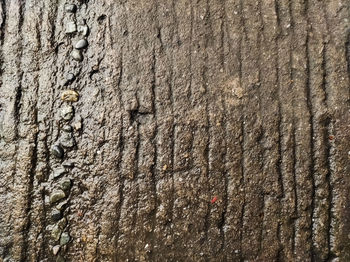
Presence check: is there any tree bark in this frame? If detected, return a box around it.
[0,0,349,261]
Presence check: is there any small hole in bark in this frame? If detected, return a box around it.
[129,110,138,122]
[97,14,107,24]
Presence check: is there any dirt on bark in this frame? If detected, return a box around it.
[0,0,350,261]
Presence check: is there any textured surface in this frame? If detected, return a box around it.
[0,0,349,261]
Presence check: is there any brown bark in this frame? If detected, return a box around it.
[0,0,349,261]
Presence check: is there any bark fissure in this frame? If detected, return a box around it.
[1,1,350,261]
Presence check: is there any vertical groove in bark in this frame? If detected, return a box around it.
[152,0,176,260]
[290,1,314,260]
[5,1,26,261]
[20,0,42,260]
[304,0,316,260]
[259,0,281,259]
[323,0,350,259]
[307,0,332,260]
[0,0,11,260]
[102,3,127,261]
[240,0,264,259]
[274,0,285,260]
[220,0,244,260]
[1,1,350,261]
[34,0,59,260]
[204,1,228,260]
[276,0,296,260]
[238,1,245,260]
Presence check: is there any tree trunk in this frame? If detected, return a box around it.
[0,0,349,261]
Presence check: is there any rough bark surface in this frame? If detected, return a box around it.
[0,0,349,261]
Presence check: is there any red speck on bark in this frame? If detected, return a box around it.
[211,196,218,203]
